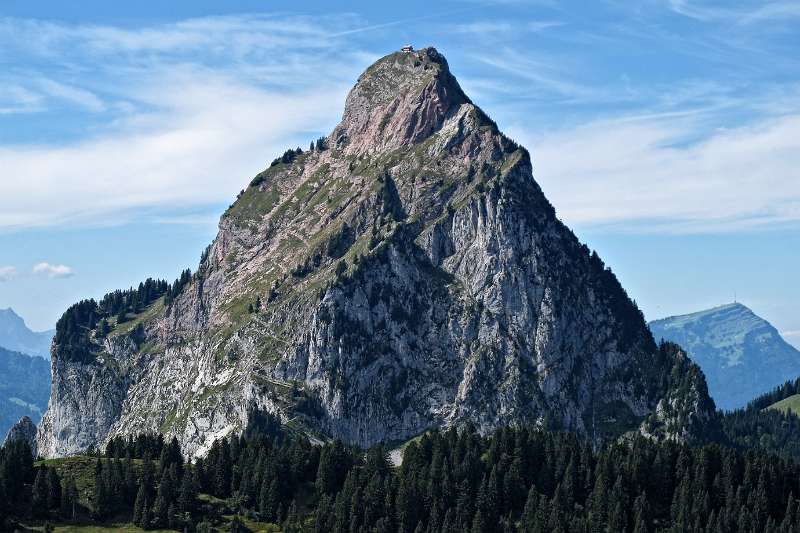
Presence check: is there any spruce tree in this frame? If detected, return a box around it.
[32,467,49,518]
[46,467,62,511]
[133,483,147,526]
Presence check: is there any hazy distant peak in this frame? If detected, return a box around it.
[0,307,54,359]
[650,303,800,410]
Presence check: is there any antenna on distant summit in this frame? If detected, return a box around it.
[734,291,737,303]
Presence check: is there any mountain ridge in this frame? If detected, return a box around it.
[37,47,717,458]
[0,307,54,358]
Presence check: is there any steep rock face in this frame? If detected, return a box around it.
[650,303,800,410]
[38,48,716,458]
[5,415,38,456]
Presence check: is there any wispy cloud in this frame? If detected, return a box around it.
[0,14,367,229]
[510,112,800,233]
[0,266,16,282]
[32,262,75,279]
[0,85,44,115]
[473,47,601,102]
[36,79,106,113]
[665,0,800,24]
[449,19,562,35]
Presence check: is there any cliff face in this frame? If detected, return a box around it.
[38,48,716,458]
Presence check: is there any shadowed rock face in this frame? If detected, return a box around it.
[5,416,38,456]
[37,47,717,459]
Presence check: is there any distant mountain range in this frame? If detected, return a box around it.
[0,345,50,439]
[650,303,800,410]
[0,307,54,358]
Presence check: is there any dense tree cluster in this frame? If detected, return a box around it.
[54,299,103,363]
[744,378,800,411]
[310,428,800,533]
[271,147,304,167]
[311,136,328,151]
[54,268,193,362]
[720,378,800,459]
[165,269,192,306]
[8,419,800,532]
[0,440,77,529]
[99,278,169,324]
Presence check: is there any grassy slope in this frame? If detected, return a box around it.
[767,394,800,416]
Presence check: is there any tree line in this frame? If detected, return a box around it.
[54,267,193,363]
[8,414,800,532]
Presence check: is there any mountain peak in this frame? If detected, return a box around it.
[38,47,716,458]
[331,46,474,155]
[650,303,800,410]
[0,307,24,323]
[0,307,53,358]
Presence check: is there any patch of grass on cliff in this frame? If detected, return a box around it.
[109,297,165,338]
[225,181,282,226]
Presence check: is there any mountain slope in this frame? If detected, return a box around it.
[37,47,716,458]
[0,346,50,437]
[0,307,54,358]
[650,303,800,410]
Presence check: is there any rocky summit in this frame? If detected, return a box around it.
[5,415,38,456]
[37,47,717,459]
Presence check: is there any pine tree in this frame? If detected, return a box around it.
[46,467,62,511]
[471,509,487,533]
[633,493,651,533]
[32,467,50,518]
[94,466,111,520]
[178,469,196,514]
[60,476,77,520]
[133,483,147,526]
[140,496,151,530]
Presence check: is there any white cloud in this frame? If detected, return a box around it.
[32,262,75,278]
[0,15,367,229]
[509,112,800,233]
[0,12,798,236]
[0,266,16,281]
[665,0,800,24]
[449,20,561,35]
[36,79,106,113]
[0,85,44,114]
[0,72,349,228]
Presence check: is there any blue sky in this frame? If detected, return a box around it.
[0,0,798,348]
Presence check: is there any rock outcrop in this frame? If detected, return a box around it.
[5,415,38,456]
[37,47,717,458]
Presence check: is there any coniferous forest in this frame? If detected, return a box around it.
[6,406,800,532]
